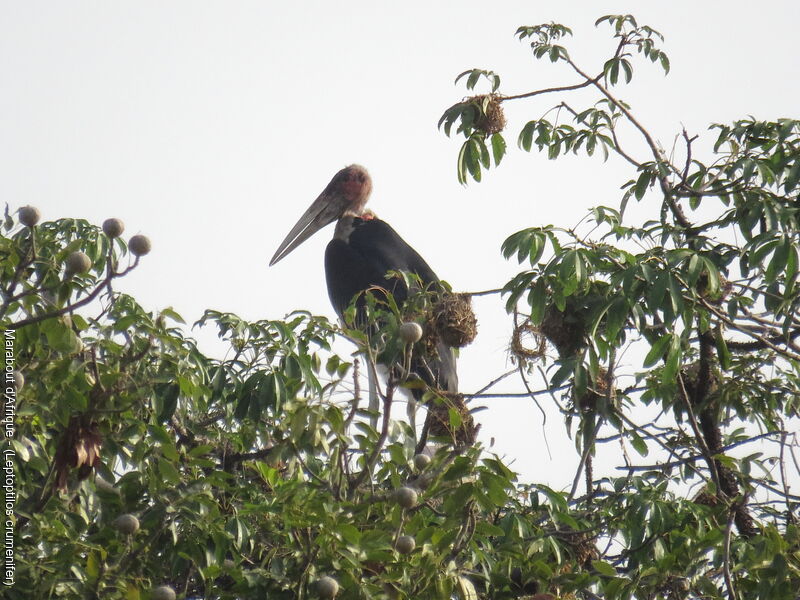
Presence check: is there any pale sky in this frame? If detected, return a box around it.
[2,1,798,483]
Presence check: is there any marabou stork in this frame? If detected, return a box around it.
[269,164,458,396]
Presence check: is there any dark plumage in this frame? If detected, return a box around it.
[270,165,458,394]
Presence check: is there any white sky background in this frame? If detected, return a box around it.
[2,1,798,485]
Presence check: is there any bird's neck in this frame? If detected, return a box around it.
[334,210,377,241]
[334,215,357,241]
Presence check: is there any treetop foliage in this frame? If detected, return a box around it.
[5,13,800,600]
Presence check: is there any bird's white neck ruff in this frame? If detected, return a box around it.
[334,215,357,241]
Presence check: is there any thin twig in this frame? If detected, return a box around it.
[350,380,395,493]
[501,74,603,102]
[723,507,738,600]
[10,258,140,330]
[344,357,361,430]
[463,288,503,297]
[470,368,518,396]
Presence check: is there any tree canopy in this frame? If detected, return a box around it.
[5,14,800,600]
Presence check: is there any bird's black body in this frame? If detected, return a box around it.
[324,217,436,314]
[270,164,458,397]
[324,217,458,394]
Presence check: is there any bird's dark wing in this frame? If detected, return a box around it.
[346,218,440,287]
[324,237,391,319]
[324,218,458,393]
[324,218,440,316]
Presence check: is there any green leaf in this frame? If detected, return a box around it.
[157,457,181,484]
[160,306,185,324]
[593,560,617,577]
[448,406,463,428]
[338,523,362,545]
[550,359,574,388]
[465,138,483,182]
[477,136,491,169]
[647,270,668,310]
[662,334,683,382]
[85,552,99,580]
[474,521,505,537]
[42,319,82,353]
[644,334,671,367]
[529,279,547,325]
[685,253,702,286]
[785,160,800,192]
[156,383,180,422]
[634,170,651,200]
[604,58,620,85]
[620,58,633,83]
[659,52,670,73]
[490,133,506,166]
[629,431,649,456]
[766,235,790,282]
[667,274,683,314]
[148,424,172,446]
[604,296,629,342]
[715,333,732,370]
[187,444,215,458]
[518,121,536,152]
[457,141,469,184]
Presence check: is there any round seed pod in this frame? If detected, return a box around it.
[399,321,423,344]
[18,206,41,227]
[65,251,92,276]
[129,234,152,257]
[413,453,431,471]
[114,514,140,535]
[394,486,418,509]
[395,535,416,554]
[102,218,125,238]
[316,575,339,598]
[150,585,176,600]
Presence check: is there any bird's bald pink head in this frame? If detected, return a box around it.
[329,164,372,214]
[269,163,373,266]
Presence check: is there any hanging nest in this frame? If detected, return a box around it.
[510,319,547,364]
[471,94,507,135]
[574,367,615,412]
[557,529,599,570]
[426,393,477,445]
[54,416,103,492]
[540,301,588,358]
[692,486,722,508]
[539,282,616,357]
[431,293,478,348]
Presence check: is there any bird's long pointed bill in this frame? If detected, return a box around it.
[269,194,341,266]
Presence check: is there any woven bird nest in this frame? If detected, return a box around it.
[557,529,599,569]
[431,293,478,348]
[510,319,547,363]
[540,302,587,358]
[574,367,615,412]
[472,94,507,135]
[427,393,477,445]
